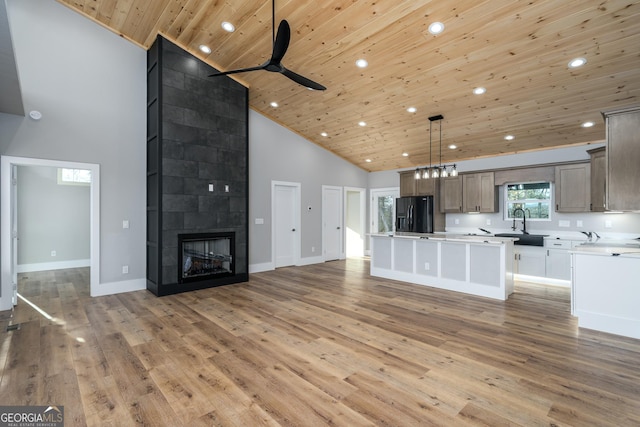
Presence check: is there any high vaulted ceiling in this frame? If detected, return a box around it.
[57,0,640,172]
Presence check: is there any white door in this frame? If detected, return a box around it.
[10,165,18,305]
[273,182,300,268]
[323,186,343,261]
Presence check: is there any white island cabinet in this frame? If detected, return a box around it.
[571,246,640,339]
[370,234,515,300]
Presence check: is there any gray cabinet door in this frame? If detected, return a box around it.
[605,107,640,210]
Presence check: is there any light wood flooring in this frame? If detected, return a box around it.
[1,259,639,426]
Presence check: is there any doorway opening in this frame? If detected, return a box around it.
[1,156,100,311]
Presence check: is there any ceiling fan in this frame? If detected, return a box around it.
[208,0,326,91]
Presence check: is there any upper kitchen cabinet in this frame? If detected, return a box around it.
[555,162,590,212]
[462,172,498,213]
[588,147,606,212]
[399,171,417,196]
[400,170,437,196]
[440,175,463,213]
[603,106,640,211]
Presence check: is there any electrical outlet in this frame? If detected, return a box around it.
[576,220,583,227]
[122,265,129,274]
[122,220,129,229]
[486,219,492,226]
[454,218,460,225]
[424,262,430,270]
[51,250,56,257]
[312,246,315,253]
[605,220,613,228]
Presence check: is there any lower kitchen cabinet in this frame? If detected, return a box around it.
[514,246,546,277]
[544,239,575,281]
[545,249,571,280]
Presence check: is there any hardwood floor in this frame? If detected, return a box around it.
[1,259,639,426]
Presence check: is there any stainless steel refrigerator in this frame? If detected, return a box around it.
[395,196,435,233]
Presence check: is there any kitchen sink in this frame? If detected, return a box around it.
[494,233,548,246]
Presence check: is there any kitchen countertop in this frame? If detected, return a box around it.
[370,232,517,245]
[570,241,640,257]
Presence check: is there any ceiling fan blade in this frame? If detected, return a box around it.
[282,68,326,91]
[209,65,265,77]
[271,20,290,64]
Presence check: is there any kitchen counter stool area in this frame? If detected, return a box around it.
[370,235,515,300]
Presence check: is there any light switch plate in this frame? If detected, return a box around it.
[559,220,570,227]
[208,183,214,192]
[255,218,264,225]
[122,220,129,229]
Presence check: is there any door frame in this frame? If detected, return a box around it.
[271,181,301,268]
[344,186,366,258]
[322,185,344,261]
[1,156,100,311]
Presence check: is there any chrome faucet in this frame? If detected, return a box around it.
[512,208,528,234]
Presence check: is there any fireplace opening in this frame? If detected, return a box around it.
[178,232,235,283]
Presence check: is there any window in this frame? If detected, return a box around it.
[58,168,91,185]
[505,182,551,221]
[371,188,399,233]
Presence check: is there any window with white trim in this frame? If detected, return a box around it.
[504,182,551,221]
[58,168,91,185]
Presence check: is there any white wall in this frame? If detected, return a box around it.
[0,0,146,294]
[249,110,368,268]
[17,165,90,269]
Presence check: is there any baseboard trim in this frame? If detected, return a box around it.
[17,259,91,273]
[91,278,146,297]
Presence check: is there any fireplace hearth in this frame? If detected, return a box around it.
[179,233,234,283]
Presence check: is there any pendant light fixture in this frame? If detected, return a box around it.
[414,114,458,180]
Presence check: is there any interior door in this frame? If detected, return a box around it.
[11,165,18,305]
[273,183,299,268]
[323,186,343,261]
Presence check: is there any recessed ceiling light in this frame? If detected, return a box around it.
[355,59,368,68]
[428,22,445,35]
[448,144,457,149]
[270,101,278,108]
[365,159,372,163]
[199,45,211,54]
[221,21,235,32]
[582,121,595,128]
[504,135,515,141]
[568,57,587,68]
[321,132,328,137]
[358,121,367,127]
[402,152,409,157]
[407,107,417,113]
[473,87,486,95]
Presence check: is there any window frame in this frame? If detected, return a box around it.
[503,181,552,222]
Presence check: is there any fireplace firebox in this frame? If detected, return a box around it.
[178,233,235,284]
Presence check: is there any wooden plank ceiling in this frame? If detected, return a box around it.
[57,0,640,172]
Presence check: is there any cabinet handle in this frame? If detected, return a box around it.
[556,204,559,211]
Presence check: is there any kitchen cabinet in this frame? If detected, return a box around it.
[603,106,640,211]
[514,246,546,277]
[554,162,590,212]
[399,171,417,197]
[462,172,497,213]
[544,239,572,281]
[588,147,606,212]
[439,175,463,213]
[400,171,437,196]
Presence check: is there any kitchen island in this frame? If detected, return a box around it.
[571,243,640,339]
[370,233,516,300]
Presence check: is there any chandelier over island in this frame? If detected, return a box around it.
[414,114,457,180]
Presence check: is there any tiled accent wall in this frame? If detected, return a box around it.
[147,36,248,296]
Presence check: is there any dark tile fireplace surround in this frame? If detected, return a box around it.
[146,36,248,296]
